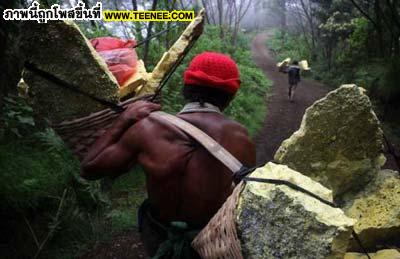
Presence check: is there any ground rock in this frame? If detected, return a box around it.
[21,21,119,124]
[236,162,355,259]
[344,170,400,251]
[274,84,385,199]
[344,249,400,259]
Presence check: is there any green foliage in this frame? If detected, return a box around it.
[268,29,310,64]
[225,65,269,136]
[0,139,75,209]
[107,167,147,232]
[346,18,369,59]
[139,39,167,71]
[2,95,35,138]
[0,95,112,258]
[319,11,354,38]
[351,62,383,90]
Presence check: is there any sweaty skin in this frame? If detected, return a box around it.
[81,101,256,226]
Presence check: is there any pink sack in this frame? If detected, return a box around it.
[90,37,138,86]
[90,37,136,51]
[97,49,137,67]
[108,64,135,86]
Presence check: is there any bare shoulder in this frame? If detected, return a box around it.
[119,114,161,146]
[221,117,250,137]
[219,117,256,166]
[125,112,190,141]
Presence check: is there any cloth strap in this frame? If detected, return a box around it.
[150,111,243,173]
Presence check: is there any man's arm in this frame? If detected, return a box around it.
[80,101,160,180]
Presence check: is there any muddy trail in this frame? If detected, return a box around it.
[80,230,147,259]
[252,32,330,164]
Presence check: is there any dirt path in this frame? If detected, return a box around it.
[252,33,330,164]
[79,230,148,259]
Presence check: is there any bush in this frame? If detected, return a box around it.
[268,29,310,64]
[107,167,147,233]
[225,65,269,136]
[0,95,111,258]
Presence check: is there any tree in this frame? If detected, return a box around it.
[349,0,400,58]
[143,0,159,65]
[230,0,252,47]
[267,0,287,46]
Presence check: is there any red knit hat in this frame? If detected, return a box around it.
[184,52,241,94]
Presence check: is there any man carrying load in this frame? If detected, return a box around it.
[80,52,256,258]
[287,60,301,102]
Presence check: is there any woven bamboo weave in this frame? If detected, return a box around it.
[53,94,157,160]
[192,182,245,259]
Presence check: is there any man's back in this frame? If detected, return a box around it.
[81,52,256,257]
[125,111,255,226]
[288,65,301,85]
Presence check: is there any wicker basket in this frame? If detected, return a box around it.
[53,94,157,160]
[192,182,245,259]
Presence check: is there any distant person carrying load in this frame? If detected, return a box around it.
[80,52,256,258]
[288,60,301,102]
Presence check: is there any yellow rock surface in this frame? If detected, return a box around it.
[274,85,385,200]
[299,60,311,70]
[236,162,355,259]
[17,78,29,98]
[21,20,119,123]
[345,170,400,250]
[277,57,291,68]
[248,162,333,202]
[344,249,400,259]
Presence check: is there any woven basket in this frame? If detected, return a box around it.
[53,94,157,160]
[192,182,245,259]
